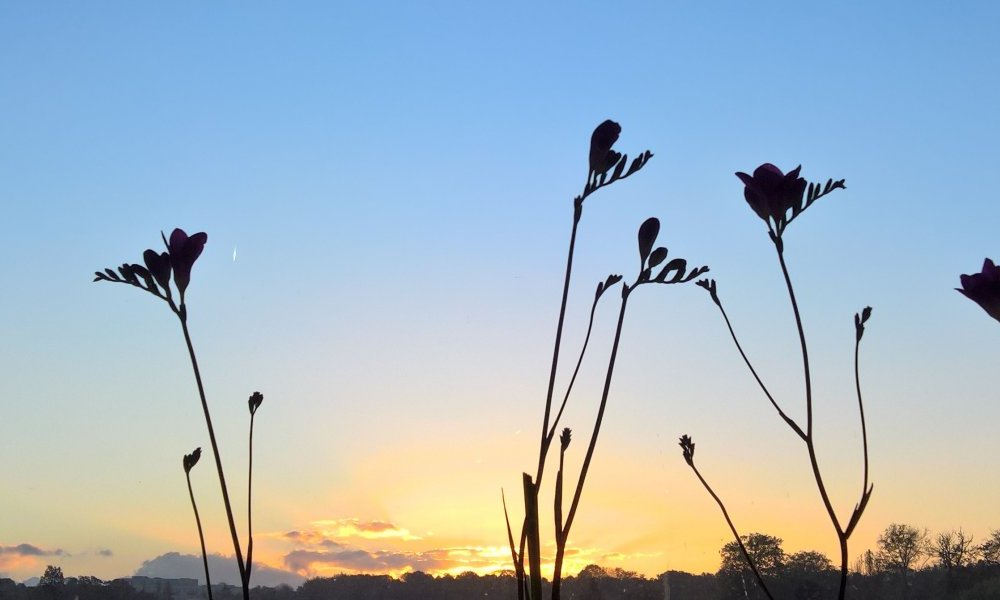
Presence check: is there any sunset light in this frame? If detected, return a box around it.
[2,2,1000,600]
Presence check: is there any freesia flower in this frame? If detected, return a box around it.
[248,392,263,416]
[957,258,1000,323]
[589,120,622,175]
[678,435,695,467]
[735,163,807,231]
[183,447,202,474]
[143,249,172,296]
[168,228,208,298]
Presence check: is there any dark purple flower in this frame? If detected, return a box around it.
[957,258,1000,323]
[248,391,264,416]
[183,447,202,474]
[168,228,208,298]
[589,120,622,175]
[559,427,572,451]
[143,249,172,295]
[735,163,807,233]
[678,435,695,467]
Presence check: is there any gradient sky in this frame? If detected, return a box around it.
[2,0,999,586]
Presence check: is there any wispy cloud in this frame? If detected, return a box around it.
[0,544,66,574]
[97,549,114,557]
[0,544,64,557]
[295,518,421,542]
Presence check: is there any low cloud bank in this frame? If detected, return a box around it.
[135,552,305,588]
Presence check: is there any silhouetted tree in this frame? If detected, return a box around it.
[978,529,1000,566]
[877,523,928,598]
[718,534,784,599]
[783,551,837,599]
[932,529,978,571]
[39,566,64,587]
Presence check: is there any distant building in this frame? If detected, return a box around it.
[0,578,19,595]
[129,575,202,600]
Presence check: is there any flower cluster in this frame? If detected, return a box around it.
[94,228,208,309]
[735,163,845,241]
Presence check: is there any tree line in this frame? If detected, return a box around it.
[5,524,1000,600]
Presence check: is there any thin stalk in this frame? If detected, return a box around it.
[536,208,582,482]
[501,491,524,600]
[547,286,602,443]
[687,461,773,600]
[246,412,256,589]
[524,207,583,600]
[522,474,541,600]
[774,245,847,599]
[551,444,566,600]
[855,334,870,508]
[713,299,805,442]
[555,291,629,599]
[179,317,248,600]
[186,471,214,600]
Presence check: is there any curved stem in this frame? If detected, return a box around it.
[775,247,841,528]
[687,461,773,600]
[179,316,248,600]
[186,471,214,600]
[714,299,806,442]
[547,286,602,444]
[854,334,870,510]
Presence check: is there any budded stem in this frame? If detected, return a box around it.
[179,316,248,600]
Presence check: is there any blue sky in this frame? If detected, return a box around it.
[1,1,998,583]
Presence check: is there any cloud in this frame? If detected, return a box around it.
[283,546,508,577]
[136,552,305,588]
[296,519,421,542]
[0,544,64,557]
[97,549,113,557]
[0,544,66,577]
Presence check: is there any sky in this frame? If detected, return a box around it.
[1,0,999,587]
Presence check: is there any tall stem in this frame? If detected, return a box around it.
[186,472,214,600]
[775,245,847,600]
[522,474,541,600]
[855,334,870,506]
[523,208,583,600]
[555,291,629,600]
[179,317,248,600]
[537,208,582,482]
[246,413,256,589]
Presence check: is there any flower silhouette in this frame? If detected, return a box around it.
[957,258,1000,323]
[143,249,172,296]
[183,447,202,474]
[248,391,264,416]
[589,120,622,176]
[168,228,208,299]
[735,163,845,241]
[736,164,807,230]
